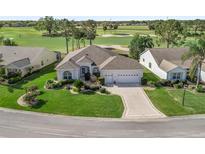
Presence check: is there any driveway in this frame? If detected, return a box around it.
[106,84,165,119]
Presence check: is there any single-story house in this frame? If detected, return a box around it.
[55,45,143,84]
[140,48,192,81]
[0,46,58,76]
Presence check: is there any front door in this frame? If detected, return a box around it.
[80,66,90,77]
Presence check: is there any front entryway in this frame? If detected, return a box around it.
[80,66,90,77]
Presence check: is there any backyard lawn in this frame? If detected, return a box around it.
[0,64,124,118]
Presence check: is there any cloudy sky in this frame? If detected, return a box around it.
[0,16,205,21]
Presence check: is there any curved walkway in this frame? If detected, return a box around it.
[106,84,165,119]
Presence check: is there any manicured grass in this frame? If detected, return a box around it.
[0,64,124,118]
[143,68,160,82]
[145,87,205,116]
[97,25,155,35]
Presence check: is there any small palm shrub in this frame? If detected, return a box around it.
[73,80,84,89]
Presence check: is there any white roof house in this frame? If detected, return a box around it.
[140,48,192,81]
[0,46,57,76]
[56,45,143,84]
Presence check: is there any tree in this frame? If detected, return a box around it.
[73,28,84,49]
[35,16,55,36]
[129,35,154,60]
[83,20,97,45]
[3,38,17,46]
[113,23,118,30]
[0,36,4,45]
[59,19,73,53]
[102,23,108,33]
[182,39,205,86]
[154,20,183,48]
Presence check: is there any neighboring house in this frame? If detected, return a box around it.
[56,45,143,84]
[140,48,192,81]
[0,46,58,76]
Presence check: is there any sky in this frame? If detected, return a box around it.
[0,16,205,21]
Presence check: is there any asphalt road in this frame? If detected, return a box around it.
[0,108,205,138]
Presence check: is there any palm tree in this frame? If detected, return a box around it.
[182,38,205,86]
[59,19,73,53]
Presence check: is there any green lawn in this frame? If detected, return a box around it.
[145,88,205,116]
[0,64,124,118]
[0,26,160,53]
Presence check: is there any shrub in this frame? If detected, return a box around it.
[154,81,162,88]
[98,77,105,85]
[173,83,183,89]
[81,89,95,94]
[99,88,110,94]
[196,85,204,93]
[47,80,54,84]
[26,85,38,92]
[93,72,100,77]
[171,80,180,86]
[23,86,41,103]
[23,93,36,102]
[7,76,21,84]
[159,79,171,86]
[90,75,97,82]
[72,86,80,92]
[147,81,155,87]
[0,68,5,77]
[141,78,147,85]
[0,77,5,82]
[7,72,21,79]
[73,80,84,89]
[59,79,75,85]
[89,85,101,91]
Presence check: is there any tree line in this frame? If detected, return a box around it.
[34,16,97,53]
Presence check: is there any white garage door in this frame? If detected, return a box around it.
[117,73,140,83]
[104,74,113,84]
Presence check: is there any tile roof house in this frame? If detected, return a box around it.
[56,45,143,84]
[0,46,58,77]
[140,48,191,81]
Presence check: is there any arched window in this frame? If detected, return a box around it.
[63,71,72,80]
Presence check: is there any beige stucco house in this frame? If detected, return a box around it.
[56,45,143,84]
[0,46,58,76]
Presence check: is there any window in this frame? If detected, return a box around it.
[172,72,182,80]
[63,71,72,80]
[143,58,145,62]
[41,60,44,66]
[93,67,99,73]
[149,62,152,68]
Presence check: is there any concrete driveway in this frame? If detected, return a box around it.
[106,84,165,119]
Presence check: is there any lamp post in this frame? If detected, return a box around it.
[182,84,188,106]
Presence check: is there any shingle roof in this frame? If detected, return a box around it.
[159,59,178,72]
[7,58,31,68]
[147,48,192,72]
[101,55,143,70]
[0,46,46,66]
[56,45,142,70]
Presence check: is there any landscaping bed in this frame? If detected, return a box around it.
[0,64,124,118]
